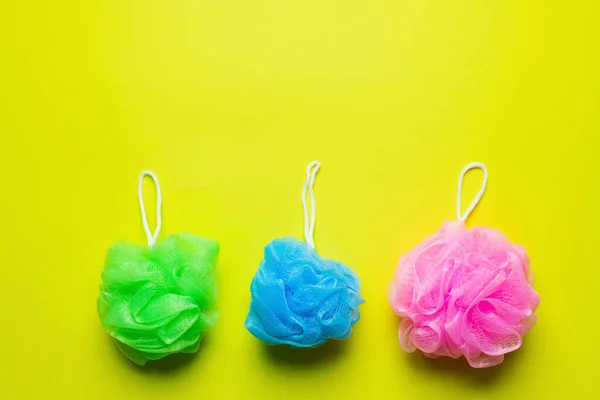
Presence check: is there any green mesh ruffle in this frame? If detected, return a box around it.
[98,233,219,365]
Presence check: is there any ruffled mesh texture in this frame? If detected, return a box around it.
[97,233,219,365]
[245,237,364,347]
[388,221,539,368]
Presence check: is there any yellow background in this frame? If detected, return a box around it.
[1,1,599,399]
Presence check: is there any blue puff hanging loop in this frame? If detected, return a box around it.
[245,161,364,347]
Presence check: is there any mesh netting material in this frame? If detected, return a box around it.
[388,221,539,368]
[245,237,364,347]
[97,233,219,365]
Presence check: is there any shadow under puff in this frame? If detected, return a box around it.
[261,339,348,368]
[402,340,527,387]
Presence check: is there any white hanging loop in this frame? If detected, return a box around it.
[138,171,162,246]
[457,162,488,222]
[301,161,321,249]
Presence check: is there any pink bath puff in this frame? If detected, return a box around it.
[388,221,539,368]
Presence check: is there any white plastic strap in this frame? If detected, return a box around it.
[301,161,321,249]
[457,162,488,222]
[138,171,162,246]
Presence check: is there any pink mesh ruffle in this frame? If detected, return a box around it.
[388,221,539,368]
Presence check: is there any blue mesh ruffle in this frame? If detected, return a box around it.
[245,237,364,347]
